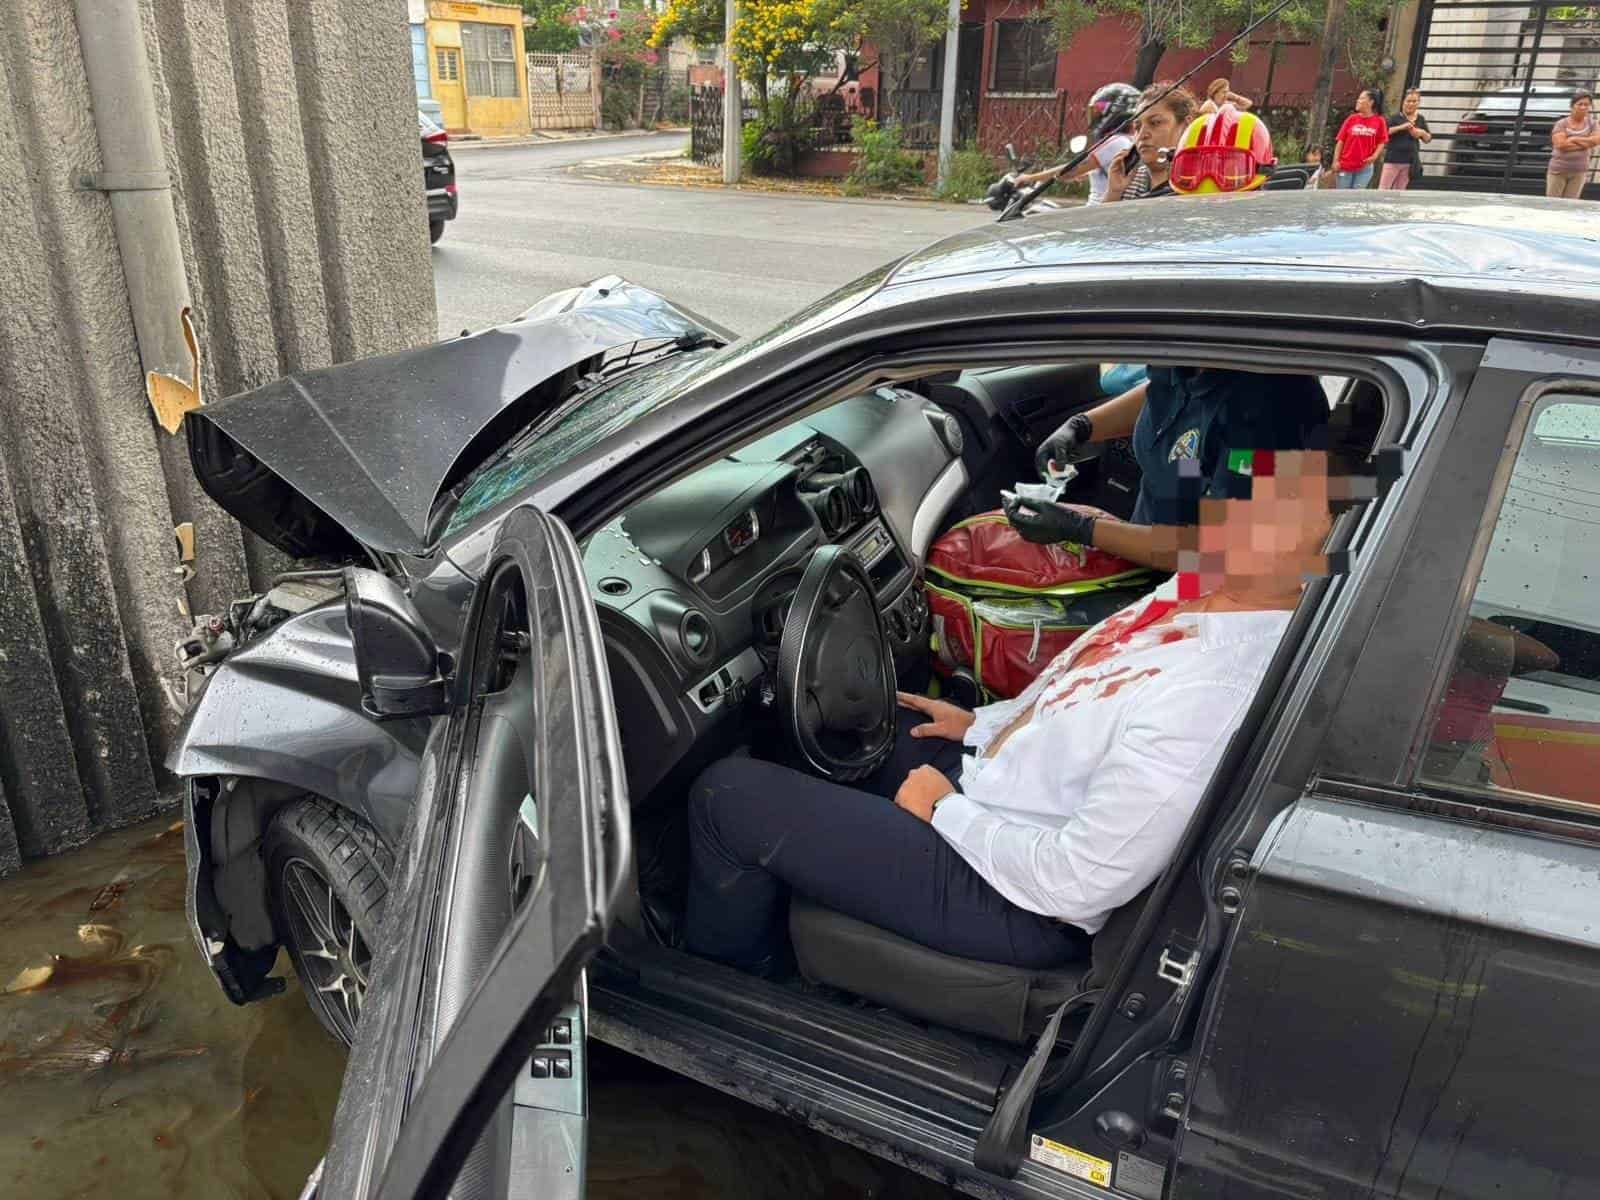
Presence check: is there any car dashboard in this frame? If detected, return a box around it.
[583,387,962,804]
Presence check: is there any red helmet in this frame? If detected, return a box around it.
[1171,104,1276,195]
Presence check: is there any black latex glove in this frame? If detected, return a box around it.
[1034,412,1095,478]
[1003,496,1098,547]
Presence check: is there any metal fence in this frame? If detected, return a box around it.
[527,50,598,130]
[1406,0,1600,196]
[884,90,979,150]
[690,86,723,166]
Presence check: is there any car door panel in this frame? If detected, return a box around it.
[318,504,629,1200]
[1179,340,1600,1197]
[1177,794,1600,1197]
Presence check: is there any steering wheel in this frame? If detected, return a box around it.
[776,545,897,782]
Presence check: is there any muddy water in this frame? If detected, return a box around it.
[0,815,951,1199]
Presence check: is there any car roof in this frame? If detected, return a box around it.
[1474,86,1578,113]
[885,192,1600,305]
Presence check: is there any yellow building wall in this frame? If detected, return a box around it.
[426,1,530,137]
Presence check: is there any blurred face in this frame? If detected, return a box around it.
[1575,96,1593,122]
[1134,104,1183,166]
[1175,451,1370,592]
[1404,92,1420,116]
[1356,90,1375,115]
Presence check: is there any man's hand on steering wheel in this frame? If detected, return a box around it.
[897,691,975,741]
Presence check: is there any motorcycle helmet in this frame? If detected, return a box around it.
[1086,82,1140,141]
[1170,103,1276,195]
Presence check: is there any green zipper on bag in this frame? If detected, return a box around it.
[926,563,1155,598]
[927,515,1155,597]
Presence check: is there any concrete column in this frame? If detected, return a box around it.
[0,0,437,873]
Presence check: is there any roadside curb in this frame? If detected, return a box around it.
[567,159,982,211]
[451,128,687,152]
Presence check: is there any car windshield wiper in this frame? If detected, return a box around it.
[425,331,719,541]
[510,331,717,453]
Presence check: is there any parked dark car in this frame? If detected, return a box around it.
[1441,83,1588,187]
[420,109,456,244]
[172,193,1600,1199]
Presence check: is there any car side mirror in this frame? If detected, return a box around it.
[344,567,452,719]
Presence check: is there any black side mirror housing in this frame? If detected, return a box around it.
[344,567,451,719]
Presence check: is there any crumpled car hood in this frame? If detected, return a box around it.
[187,277,729,559]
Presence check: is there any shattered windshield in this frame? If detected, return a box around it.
[445,347,718,536]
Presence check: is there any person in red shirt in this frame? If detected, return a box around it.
[1334,89,1388,189]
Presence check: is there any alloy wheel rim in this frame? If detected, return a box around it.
[281,858,370,1042]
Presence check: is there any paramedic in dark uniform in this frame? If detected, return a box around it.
[1007,367,1331,567]
[1008,105,1330,566]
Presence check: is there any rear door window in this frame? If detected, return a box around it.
[1420,394,1600,807]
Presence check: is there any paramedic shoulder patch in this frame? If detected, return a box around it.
[1028,1135,1111,1186]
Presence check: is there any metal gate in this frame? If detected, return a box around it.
[690,86,723,167]
[1405,0,1600,196]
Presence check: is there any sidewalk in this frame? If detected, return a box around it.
[449,126,686,152]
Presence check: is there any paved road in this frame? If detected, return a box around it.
[432,132,982,338]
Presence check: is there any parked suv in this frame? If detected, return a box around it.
[420,109,456,244]
[1444,83,1590,187]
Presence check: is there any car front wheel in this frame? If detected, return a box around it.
[429,218,445,244]
[264,796,393,1046]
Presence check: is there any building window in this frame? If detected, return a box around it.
[436,47,460,83]
[1419,394,1600,809]
[462,22,519,98]
[412,25,431,99]
[990,20,1056,93]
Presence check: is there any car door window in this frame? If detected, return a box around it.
[1420,393,1600,807]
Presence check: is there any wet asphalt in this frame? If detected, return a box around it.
[432,132,981,337]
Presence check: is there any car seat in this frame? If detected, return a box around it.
[788,882,1156,1044]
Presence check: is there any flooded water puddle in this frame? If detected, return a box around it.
[0,814,950,1198]
[0,815,342,1199]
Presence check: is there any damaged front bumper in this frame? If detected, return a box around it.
[182,777,283,1005]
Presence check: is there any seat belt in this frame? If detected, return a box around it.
[974,990,1096,1177]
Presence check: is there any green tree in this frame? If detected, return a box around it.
[520,0,581,52]
[832,0,953,114]
[651,0,955,118]
[1038,0,1392,90]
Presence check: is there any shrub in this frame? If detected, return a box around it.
[1274,131,1306,166]
[935,145,997,203]
[844,119,925,195]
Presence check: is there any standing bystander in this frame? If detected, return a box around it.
[1334,89,1388,189]
[1547,91,1597,200]
[1381,89,1431,190]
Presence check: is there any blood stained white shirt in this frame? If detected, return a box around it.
[931,590,1291,933]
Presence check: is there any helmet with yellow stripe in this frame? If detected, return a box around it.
[1171,104,1276,195]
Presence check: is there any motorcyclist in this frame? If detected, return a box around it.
[1006,105,1329,570]
[1008,83,1140,207]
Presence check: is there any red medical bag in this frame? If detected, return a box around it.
[924,511,1155,700]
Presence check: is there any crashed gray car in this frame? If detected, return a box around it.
[172,193,1600,1199]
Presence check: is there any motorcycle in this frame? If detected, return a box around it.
[982,137,1087,212]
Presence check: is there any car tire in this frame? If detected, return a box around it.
[264,796,394,1047]
[429,218,445,245]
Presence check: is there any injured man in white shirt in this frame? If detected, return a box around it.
[683,449,1377,976]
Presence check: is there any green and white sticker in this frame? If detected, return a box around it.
[1028,1135,1112,1187]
